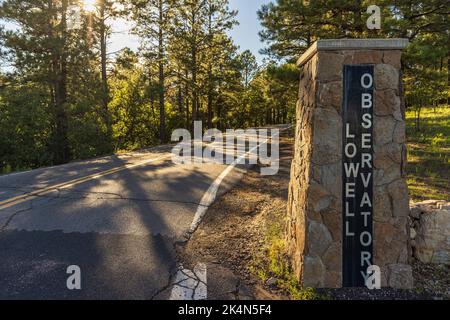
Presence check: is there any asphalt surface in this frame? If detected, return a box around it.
[0,142,249,299]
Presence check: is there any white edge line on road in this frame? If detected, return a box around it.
[170,126,289,301]
[188,129,284,235]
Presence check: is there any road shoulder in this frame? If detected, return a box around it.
[176,134,295,300]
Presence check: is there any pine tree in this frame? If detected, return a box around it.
[129,0,175,143]
[82,0,120,151]
[1,0,72,164]
[238,50,258,88]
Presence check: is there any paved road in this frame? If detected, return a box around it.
[0,127,285,300]
[0,142,250,299]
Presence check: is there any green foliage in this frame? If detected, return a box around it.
[4,0,446,176]
[249,204,322,300]
[110,65,159,150]
[0,0,295,173]
[258,0,450,107]
[258,1,450,202]
[0,82,52,171]
[258,0,386,61]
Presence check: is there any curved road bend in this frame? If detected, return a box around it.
[0,127,284,299]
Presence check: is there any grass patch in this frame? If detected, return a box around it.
[406,105,450,202]
[249,206,324,300]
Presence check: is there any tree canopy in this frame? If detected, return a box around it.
[0,0,448,173]
[0,0,295,173]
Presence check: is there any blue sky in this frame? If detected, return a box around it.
[109,0,271,65]
[228,0,271,64]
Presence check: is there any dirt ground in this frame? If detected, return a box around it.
[177,132,450,300]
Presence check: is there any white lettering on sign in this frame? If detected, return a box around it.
[343,69,374,286]
[361,73,373,88]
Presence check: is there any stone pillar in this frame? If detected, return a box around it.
[287,39,413,289]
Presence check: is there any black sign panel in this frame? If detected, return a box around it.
[342,65,374,287]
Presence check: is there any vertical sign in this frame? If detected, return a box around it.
[342,65,374,287]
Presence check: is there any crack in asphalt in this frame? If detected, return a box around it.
[0,195,85,233]
[191,277,202,300]
[150,253,181,300]
[180,268,207,286]
[46,191,206,207]
[151,259,210,301]
[172,265,207,300]
[0,202,34,232]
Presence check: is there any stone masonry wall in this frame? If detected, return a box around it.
[287,54,318,286]
[287,48,413,289]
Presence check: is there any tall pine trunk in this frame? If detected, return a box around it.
[207,66,213,129]
[190,7,198,130]
[185,69,190,130]
[53,0,70,165]
[99,1,112,150]
[158,0,166,143]
[191,47,198,129]
[448,55,450,106]
[207,5,213,129]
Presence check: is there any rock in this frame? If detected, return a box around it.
[375,222,397,244]
[432,251,450,265]
[415,247,434,263]
[393,121,406,143]
[374,115,396,146]
[387,264,414,289]
[312,162,341,197]
[373,186,398,223]
[382,50,402,69]
[303,255,325,287]
[416,200,446,209]
[373,143,403,172]
[317,52,344,82]
[318,81,342,112]
[410,206,423,219]
[307,181,330,221]
[324,271,342,289]
[321,209,341,242]
[307,220,333,257]
[375,64,399,90]
[374,223,403,266]
[412,201,450,265]
[388,180,410,217]
[410,228,417,239]
[311,107,342,165]
[322,242,341,272]
[375,89,401,120]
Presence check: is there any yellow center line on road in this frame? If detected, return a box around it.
[0,126,289,211]
[0,154,172,211]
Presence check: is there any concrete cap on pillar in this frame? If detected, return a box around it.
[297,38,409,67]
